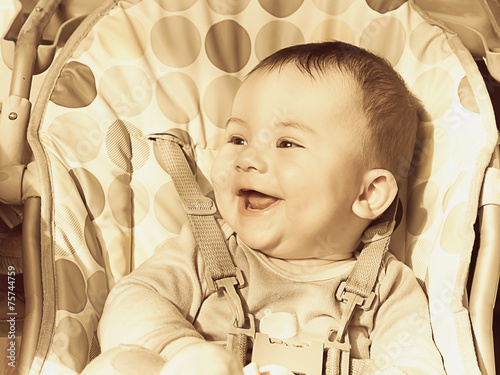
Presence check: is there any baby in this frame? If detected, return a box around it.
[87,42,445,375]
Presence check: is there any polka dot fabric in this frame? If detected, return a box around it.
[26,0,497,374]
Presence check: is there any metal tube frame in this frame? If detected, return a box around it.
[17,197,42,375]
[470,143,500,375]
[9,0,64,99]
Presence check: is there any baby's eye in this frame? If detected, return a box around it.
[227,135,247,146]
[277,139,302,148]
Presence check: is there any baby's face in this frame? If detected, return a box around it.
[211,68,367,260]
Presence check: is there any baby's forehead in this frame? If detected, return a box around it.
[248,67,362,105]
[240,67,363,117]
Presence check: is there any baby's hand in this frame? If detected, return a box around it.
[243,362,261,375]
[244,363,295,375]
[160,342,243,375]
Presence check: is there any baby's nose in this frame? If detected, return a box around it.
[233,146,267,173]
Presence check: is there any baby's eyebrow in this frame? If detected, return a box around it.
[225,117,247,129]
[225,117,315,134]
[275,120,316,134]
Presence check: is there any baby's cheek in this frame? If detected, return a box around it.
[211,149,235,188]
[211,164,229,195]
[212,183,229,216]
[210,173,235,228]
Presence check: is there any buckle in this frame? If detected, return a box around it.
[206,268,245,291]
[335,281,375,311]
[207,269,246,327]
[181,196,217,216]
[334,281,375,344]
[251,333,324,375]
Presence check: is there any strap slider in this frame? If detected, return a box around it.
[324,332,351,375]
[181,196,217,216]
[228,313,256,338]
[335,281,375,311]
[325,328,351,351]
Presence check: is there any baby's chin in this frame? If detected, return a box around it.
[236,233,279,254]
[237,234,301,261]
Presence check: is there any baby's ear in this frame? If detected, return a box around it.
[352,169,398,220]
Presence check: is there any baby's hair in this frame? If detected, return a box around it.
[247,41,418,185]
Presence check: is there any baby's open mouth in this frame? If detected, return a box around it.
[238,189,279,211]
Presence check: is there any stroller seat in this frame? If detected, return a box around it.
[0,0,499,374]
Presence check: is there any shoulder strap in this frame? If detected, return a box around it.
[149,133,254,365]
[153,134,237,283]
[345,198,398,298]
[325,196,399,375]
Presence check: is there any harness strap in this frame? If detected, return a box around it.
[345,198,398,298]
[326,347,376,374]
[154,134,235,282]
[150,133,254,365]
[325,196,399,375]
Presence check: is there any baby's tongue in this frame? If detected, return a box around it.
[247,191,278,210]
